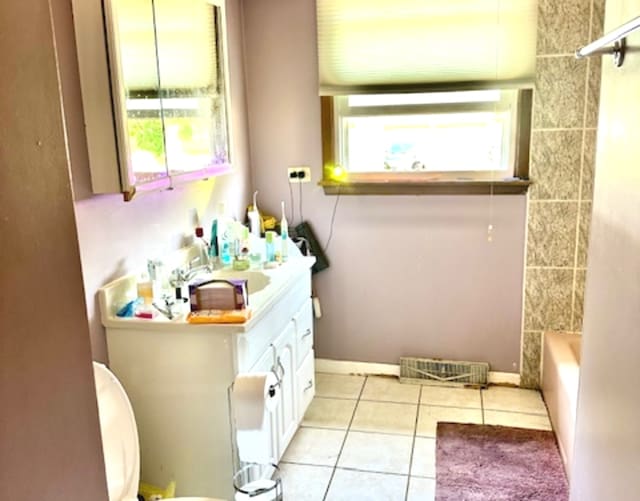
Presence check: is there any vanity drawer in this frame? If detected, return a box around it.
[296,349,315,419]
[293,299,313,367]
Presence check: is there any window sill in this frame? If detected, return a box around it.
[320,178,531,195]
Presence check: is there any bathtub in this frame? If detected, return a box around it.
[542,331,581,479]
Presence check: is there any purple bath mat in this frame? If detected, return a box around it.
[436,422,569,501]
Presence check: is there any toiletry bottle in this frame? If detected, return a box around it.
[147,258,164,303]
[248,191,261,238]
[280,201,289,263]
[265,231,276,263]
[208,218,218,262]
[137,272,154,307]
[233,226,251,271]
[194,227,210,267]
[216,202,233,268]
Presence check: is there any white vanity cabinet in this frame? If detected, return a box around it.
[100,257,315,500]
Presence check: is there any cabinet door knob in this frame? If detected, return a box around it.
[304,379,313,391]
[301,328,312,339]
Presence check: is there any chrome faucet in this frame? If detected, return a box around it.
[170,261,212,289]
[152,294,176,320]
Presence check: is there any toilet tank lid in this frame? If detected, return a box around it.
[93,362,140,501]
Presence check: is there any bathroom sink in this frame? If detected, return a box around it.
[98,246,315,329]
[206,269,271,295]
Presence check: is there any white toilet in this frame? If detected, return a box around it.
[93,362,225,501]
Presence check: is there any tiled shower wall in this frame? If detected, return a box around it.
[521,0,605,388]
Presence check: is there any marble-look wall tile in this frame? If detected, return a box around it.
[521,331,542,389]
[536,0,591,55]
[572,269,587,331]
[527,202,579,267]
[591,0,606,41]
[585,57,602,128]
[533,56,588,129]
[525,268,574,331]
[581,129,598,200]
[530,130,582,200]
[577,202,592,268]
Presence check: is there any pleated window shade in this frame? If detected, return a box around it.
[317,0,538,95]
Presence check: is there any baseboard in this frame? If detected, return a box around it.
[314,358,521,386]
[315,358,399,376]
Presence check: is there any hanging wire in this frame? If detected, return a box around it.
[323,187,341,252]
[298,181,304,224]
[288,181,295,223]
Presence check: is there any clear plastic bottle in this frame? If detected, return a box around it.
[265,231,276,263]
[216,202,233,268]
[280,201,288,263]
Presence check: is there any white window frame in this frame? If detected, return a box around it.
[333,90,520,181]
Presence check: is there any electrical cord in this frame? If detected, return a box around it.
[288,181,295,223]
[298,181,304,224]
[323,186,341,252]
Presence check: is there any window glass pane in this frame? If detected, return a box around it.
[344,112,509,174]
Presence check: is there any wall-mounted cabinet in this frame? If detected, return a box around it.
[72,0,232,201]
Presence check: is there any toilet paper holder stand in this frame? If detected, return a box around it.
[268,345,284,398]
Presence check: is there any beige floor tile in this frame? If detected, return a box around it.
[281,427,346,466]
[315,373,366,399]
[278,463,333,501]
[416,405,483,437]
[325,469,408,501]
[302,397,357,430]
[420,385,482,409]
[481,386,548,415]
[410,437,436,478]
[407,476,436,501]
[361,375,421,403]
[483,410,552,430]
[351,400,417,436]
[338,431,413,475]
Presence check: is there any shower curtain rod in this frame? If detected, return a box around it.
[575,15,640,67]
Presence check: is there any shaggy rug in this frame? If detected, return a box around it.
[436,423,569,501]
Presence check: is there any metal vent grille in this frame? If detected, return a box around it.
[399,357,489,386]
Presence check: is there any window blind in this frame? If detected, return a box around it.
[316,0,538,95]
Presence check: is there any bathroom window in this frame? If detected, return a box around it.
[316,0,537,194]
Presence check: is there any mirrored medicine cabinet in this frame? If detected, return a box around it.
[72,0,232,201]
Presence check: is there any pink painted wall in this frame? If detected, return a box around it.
[570,0,640,498]
[52,0,252,361]
[242,0,527,372]
[0,0,107,498]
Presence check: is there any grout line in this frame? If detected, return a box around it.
[338,428,416,438]
[321,375,367,501]
[332,466,408,477]
[528,199,583,204]
[480,388,485,424]
[526,265,579,270]
[531,127,587,132]
[587,0,595,47]
[481,408,549,417]
[404,386,424,501]
[537,53,581,59]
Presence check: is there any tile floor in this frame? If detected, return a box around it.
[279,373,552,501]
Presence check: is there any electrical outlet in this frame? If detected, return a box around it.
[287,166,311,183]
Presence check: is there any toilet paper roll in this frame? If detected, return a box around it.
[232,372,280,431]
